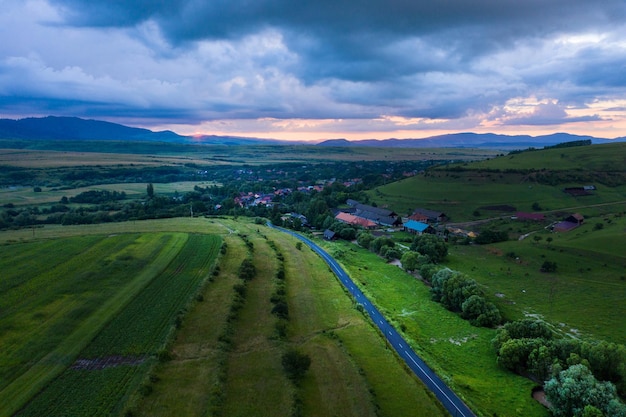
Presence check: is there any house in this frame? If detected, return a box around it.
[356,210,403,227]
[335,212,377,229]
[411,208,447,223]
[408,212,429,222]
[323,229,337,240]
[354,203,397,218]
[404,220,433,235]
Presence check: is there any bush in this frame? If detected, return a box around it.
[282,349,311,382]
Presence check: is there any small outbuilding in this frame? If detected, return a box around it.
[323,229,337,240]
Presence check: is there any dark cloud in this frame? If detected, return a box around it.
[2,0,626,136]
[501,102,604,126]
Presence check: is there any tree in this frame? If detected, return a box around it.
[541,260,558,273]
[401,251,421,272]
[282,349,311,382]
[356,231,375,250]
[411,234,448,263]
[544,364,625,417]
[370,236,395,254]
[147,183,154,198]
[461,295,501,328]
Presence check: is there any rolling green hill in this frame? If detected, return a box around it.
[369,141,626,221]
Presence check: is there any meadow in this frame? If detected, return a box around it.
[445,213,626,345]
[0,142,498,168]
[370,142,626,220]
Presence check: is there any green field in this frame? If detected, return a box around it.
[321,239,548,417]
[0,181,218,206]
[0,219,451,417]
[0,141,499,167]
[369,142,626,220]
[133,219,448,417]
[0,228,221,417]
[445,214,626,345]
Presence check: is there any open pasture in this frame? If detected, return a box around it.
[0,181,218,207]
[0,227,221,417]
[446,214,626,344]
[0,142,498,170]
[469,141,626,172]
[370,166,626,222]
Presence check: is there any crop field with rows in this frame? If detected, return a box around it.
[0,231,221,417]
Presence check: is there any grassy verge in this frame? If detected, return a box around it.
[271,226,448,417]
[321,239,549,417]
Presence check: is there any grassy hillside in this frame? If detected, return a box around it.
[369,142,626,221]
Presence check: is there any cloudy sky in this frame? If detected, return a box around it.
[2,0,626,141]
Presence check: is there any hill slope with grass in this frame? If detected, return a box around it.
[369,141,626,221]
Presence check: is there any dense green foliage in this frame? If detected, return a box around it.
[430,268,501,328]
[494,319,626,403]
[545,364,626,417]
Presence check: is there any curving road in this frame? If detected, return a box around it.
[269,224,476,417]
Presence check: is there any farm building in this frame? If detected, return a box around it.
[335,212,377,229]
[564,187,593,196]
[344,200,402,227]
[411,208,447,223]
[552,213,584,232]
[356,210,403,227]
[403,220,434,235]
[354,203,397,218]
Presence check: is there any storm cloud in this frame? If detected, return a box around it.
[2,0,626,139]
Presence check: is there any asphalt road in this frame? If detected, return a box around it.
[269,224,477,417]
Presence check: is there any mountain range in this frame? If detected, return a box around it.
[1,116,625,149]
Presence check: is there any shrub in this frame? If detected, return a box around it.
[282,349,311,382]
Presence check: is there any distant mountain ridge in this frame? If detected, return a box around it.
[0,116,624,149]
[0,116,291,145]
[317,132,626,149]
